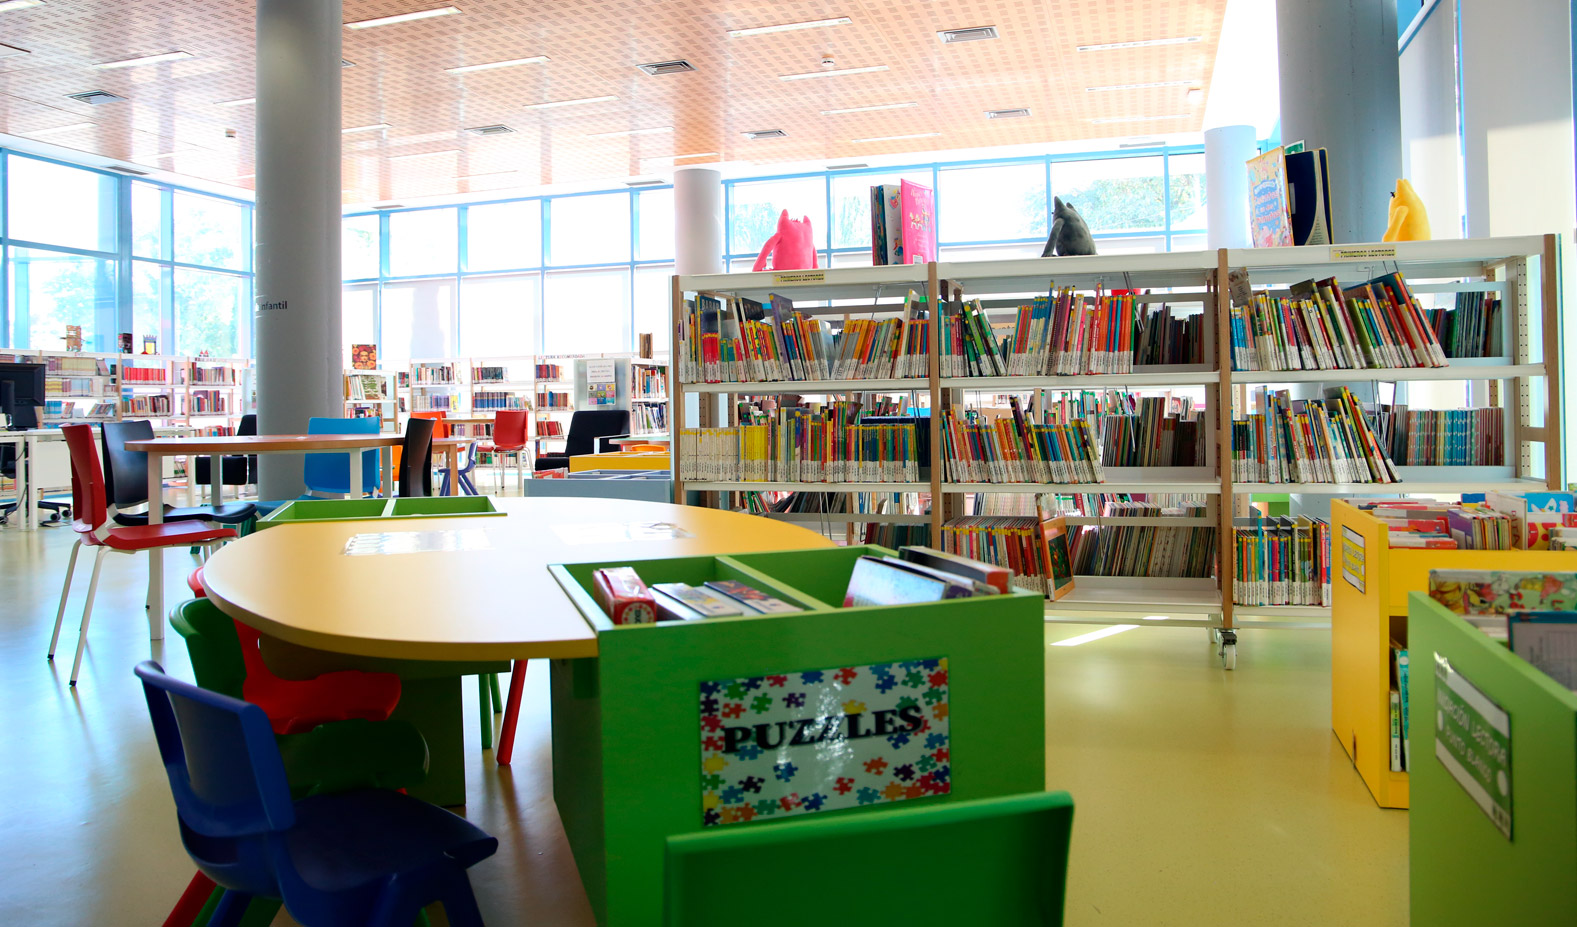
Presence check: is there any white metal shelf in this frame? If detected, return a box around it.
[937,250,1217,294]
[943,481,1221,495]
[679,264,928,301]
[1225,235,1545,283]
[942,368,1218,389]
[682,378,927,394]
[1043,577,1222,618]
[761,511,931,525]
[1231,362,1543,384]
[686,481,930,492]
[1235,478,1545,494]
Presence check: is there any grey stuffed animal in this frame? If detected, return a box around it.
[1041,197,1097,257]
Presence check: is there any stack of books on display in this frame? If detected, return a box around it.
[1090,392,1205,466]
[844,546,1007,607]
[942,287,1139,377]
[1228,273,1447,372]
[633,365,667,396]
[1069,500,1215,579]
[940,400,1102,484]
[1372,405,1503,466]
[1232,515,1332,606]
[939,515,1053,594]
[1361,500,1516,550]
[1429,569,1577,690]
[1231,386,1398,483]
[678,410,920,484]
[187,390,228,415]
[1421,291,1502,358]
[632,403,667,433]
[472,391,528,411]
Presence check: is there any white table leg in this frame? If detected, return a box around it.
[210,453,224,509]
[146,452,164,641]
[185,454,197,507]
[349,449,363,499]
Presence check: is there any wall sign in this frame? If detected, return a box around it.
[1434,653,1512,839]
[700,657,950,827]
[1342,526,1366,592]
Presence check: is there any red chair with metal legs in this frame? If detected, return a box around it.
[47,424,236,687]
[479,409,529,493]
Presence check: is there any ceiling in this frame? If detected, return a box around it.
[0,0,1228,203]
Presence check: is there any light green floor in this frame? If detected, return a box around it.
[0,523,1406,925]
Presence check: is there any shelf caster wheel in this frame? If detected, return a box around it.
[1217,629,1238,670]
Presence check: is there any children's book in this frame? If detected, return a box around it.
[898,179,936,264]
[1507,611,1577,691]
[843,555,958,606]
[351,343,378,370]
[1036,507,1076,601]
[1428,570,1577,616]
[651,582,746,618]
[703,580,802,614]
[897,545,1011,594]
[1247,146,1293,248]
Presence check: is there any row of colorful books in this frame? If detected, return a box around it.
[1422,291,1502,358]
[1069,514,1217,579]
[631,403,667,433]
[1428,569,1577,691]
[471,391,530,411]
[1228,273,1447,372]
[43,355,111,375]
[122,366,167,383]
[411,394,457,412]
[951,288,1141,377]
[939,405,1102,484]
[344,374,386,401]
[471,365,511,382]
[939,515,1067,596]
[633,365,667,397]
[678,418,922,483]
[1232,515,1332,606]
[869,180,936,266]
[45,377,106,397]
[124,395,172,416]
[185,390,229,414]
[1095,394,1205,467]
[189,365,237,384]
[1230,387,1398,483]
[413,362,457,384]
[534,363,564,380]
[1372,406,1503,467]
[536,391,571,409]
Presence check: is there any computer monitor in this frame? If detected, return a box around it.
[0,362,45,430]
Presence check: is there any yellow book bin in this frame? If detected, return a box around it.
[568,450,672,473]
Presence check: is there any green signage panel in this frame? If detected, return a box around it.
[1434,652,1513,838]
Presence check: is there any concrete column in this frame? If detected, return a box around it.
[1204,125,1257,249]
[673,167,724,275]
[1276,0,1401,243]
[254,0,344,498]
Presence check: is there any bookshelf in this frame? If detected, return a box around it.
[532,353,577,455]
[344,368,402,432]
[121,354,182,424]
[467,356,534,413]
[629,358,669,437]
[177,356,249,434]
[410,359,462,414]
[35,351,122,425]
[673,236,1563,668]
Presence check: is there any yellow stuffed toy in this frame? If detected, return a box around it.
[1382,178,1430,241]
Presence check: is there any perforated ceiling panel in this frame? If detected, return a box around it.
[0,0,1226,201]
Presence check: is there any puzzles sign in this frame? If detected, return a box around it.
[699,658,951,827]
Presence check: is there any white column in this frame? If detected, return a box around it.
[673,167,724,275]
[254,0,344,498]
[1204,125,1257,249]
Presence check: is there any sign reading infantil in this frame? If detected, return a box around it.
[699,657,950,827]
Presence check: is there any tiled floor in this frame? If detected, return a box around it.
[0,521,1407,926]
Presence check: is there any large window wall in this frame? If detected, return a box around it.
[0,151,253,356]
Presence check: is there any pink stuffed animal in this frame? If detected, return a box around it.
[751,209,819,272]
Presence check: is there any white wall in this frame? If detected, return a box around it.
[1398,0,1463,238]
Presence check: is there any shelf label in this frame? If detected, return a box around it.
[700,656,950,827]
[1341,526,1365,592]
[1434,653,1512,839]
[772,270,826,285]
[1330,245,1397,261]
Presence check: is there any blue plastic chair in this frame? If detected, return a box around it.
[135,660,497,927]
[439,440,480,497]
[303,417,382,498]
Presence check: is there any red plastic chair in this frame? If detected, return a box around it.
[480,409,529,493]
[411,410,451,438]
[48,425,237,687]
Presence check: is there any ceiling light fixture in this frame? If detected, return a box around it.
[984,107,1031,119]
[1086,79,1198,92]
[344,6,460,29]
[464,124,515,136]
[94,50,192,69]
[820,101,917,115]
[445,55,548,74]
[26,122,93,138]
[342,59,355,68]
[67,90,124,105]
[586,125,673,138]
[342,123,391,133]
[728,16,851,37]
[0,0,44,11]
[635,60,696,76]
[525,95,616,109]
[1088,114,1190,123]
[742,128,787,140]
[780,64,887,81]
[851,131,940,143]
[217,97,255,107]
[937,25,999,44]
[625,178,664,187]
[1077,36,1201,51]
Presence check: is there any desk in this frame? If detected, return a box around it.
[0,432,29,528]
[127,434,402,637]
[200,497,831,804]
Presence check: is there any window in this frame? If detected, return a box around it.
[830,171,933,250]
[381,278,455,364]
[1168,153,1207,236]
[633,264,674,352]
[174,192,247,270]
[466,201,541,272]
[132,183,165,259]
[343,214,380,280]
[1053,157,1167,234]
[343,285,377,364]
[549,193,630,265]
[9,156,117,253]
[10,247,115,350]
[728,177,826,254]
[132,261,166,351]
[937,163,1046,243]
[459,274,538,356]
[543,268,629,353]
[388,208,457,277]
[175,269,246,356]
[636,189,674,261]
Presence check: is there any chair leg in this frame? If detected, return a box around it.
[496,660,528,765]
[68,547,109,687]
[234,896,282,927]
[488,672,502,713]
[162,871,215,927]
[477,675,492,751]
[206,890,251,927]
[47,538,83,660]
[438,871,486,927]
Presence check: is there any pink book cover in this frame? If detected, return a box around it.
[899,179,936,264]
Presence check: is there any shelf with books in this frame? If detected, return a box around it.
[686,481,931,493]
[343,369,401,432]
[1231,362,1541,384]
[944,479,1221,495]
[468,356,535,413]
[942,369,1218,390]
[684,378,926,395]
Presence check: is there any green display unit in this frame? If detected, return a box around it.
[256,495,500,528]
[548,545,1047,927]
[1408,592,1577,925]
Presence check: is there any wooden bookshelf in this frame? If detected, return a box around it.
[344,368,401,432]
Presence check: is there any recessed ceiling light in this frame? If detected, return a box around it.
[780,65,888,81]
[1088,114,1190,123]
[985,107,1031,119]
[1078,36,1202,52]
[525,95,616,109]
[742,128,787,140]
[0,0,44,11]
[635,60,696,76]
[445,55,549,74]
[728,16,851,37]
[820,101,917,115]
[217,97,255,107]
[937,25,999,44]
[851,132,941,143]
[342,59,355,68]
[464,124,515,136]
[625,178,665,187]
[26,122,93,138]
[1086,80,1198,92]
[586,125,674,138]
[67,90,124,105]
[344,6,460,29]
[342,123,391,134]
[94,50,192,69]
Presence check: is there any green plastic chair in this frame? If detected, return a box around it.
[665,791,1075,927]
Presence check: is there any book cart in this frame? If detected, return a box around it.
[672,236,1563,671]
[548,544,1045,927]
[1407,591,1577,925]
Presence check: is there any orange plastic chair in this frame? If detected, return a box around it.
[622,444,667,453]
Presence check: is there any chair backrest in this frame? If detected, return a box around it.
[564,410,630,457]
[664,791,1074,926]
[60,424,108,533]
[457,440,480,474]
[237,414,258,438]
[304,417,381,495]
[101,419,156,509]
[410,411,450,439]
[492,409,529,447]
[170,598,248,700]
[398,417,436,498]
[135,660,295,841]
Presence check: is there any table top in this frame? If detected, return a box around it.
[126,434,405,453]
[201,496,834,662]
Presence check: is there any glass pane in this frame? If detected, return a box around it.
[388,208,458,277]
[1091,235,1166,255]
[1169,232,1208,253]
[381,277,455,364]
[728,177,826,254]
[1052,157,1167,234]
[1168,153,1207,233]
[634,264,674,353]
[343,214,380,280]
[459,274,539,356]
[132,183,164,259]
[938,243,1047,262]
[548,193,630,265]
[937,163,1047,243]
[831,250,875,268]
[9,156,117,253]
[543,268,629,353]
[132,260,165,351]
[830,171,934,250]
[10,247,115,351]
[637,189,675,261]
[174,192,247,270]
[174,269,245,356]
[467,200,541,271]
[343,285,377,365]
